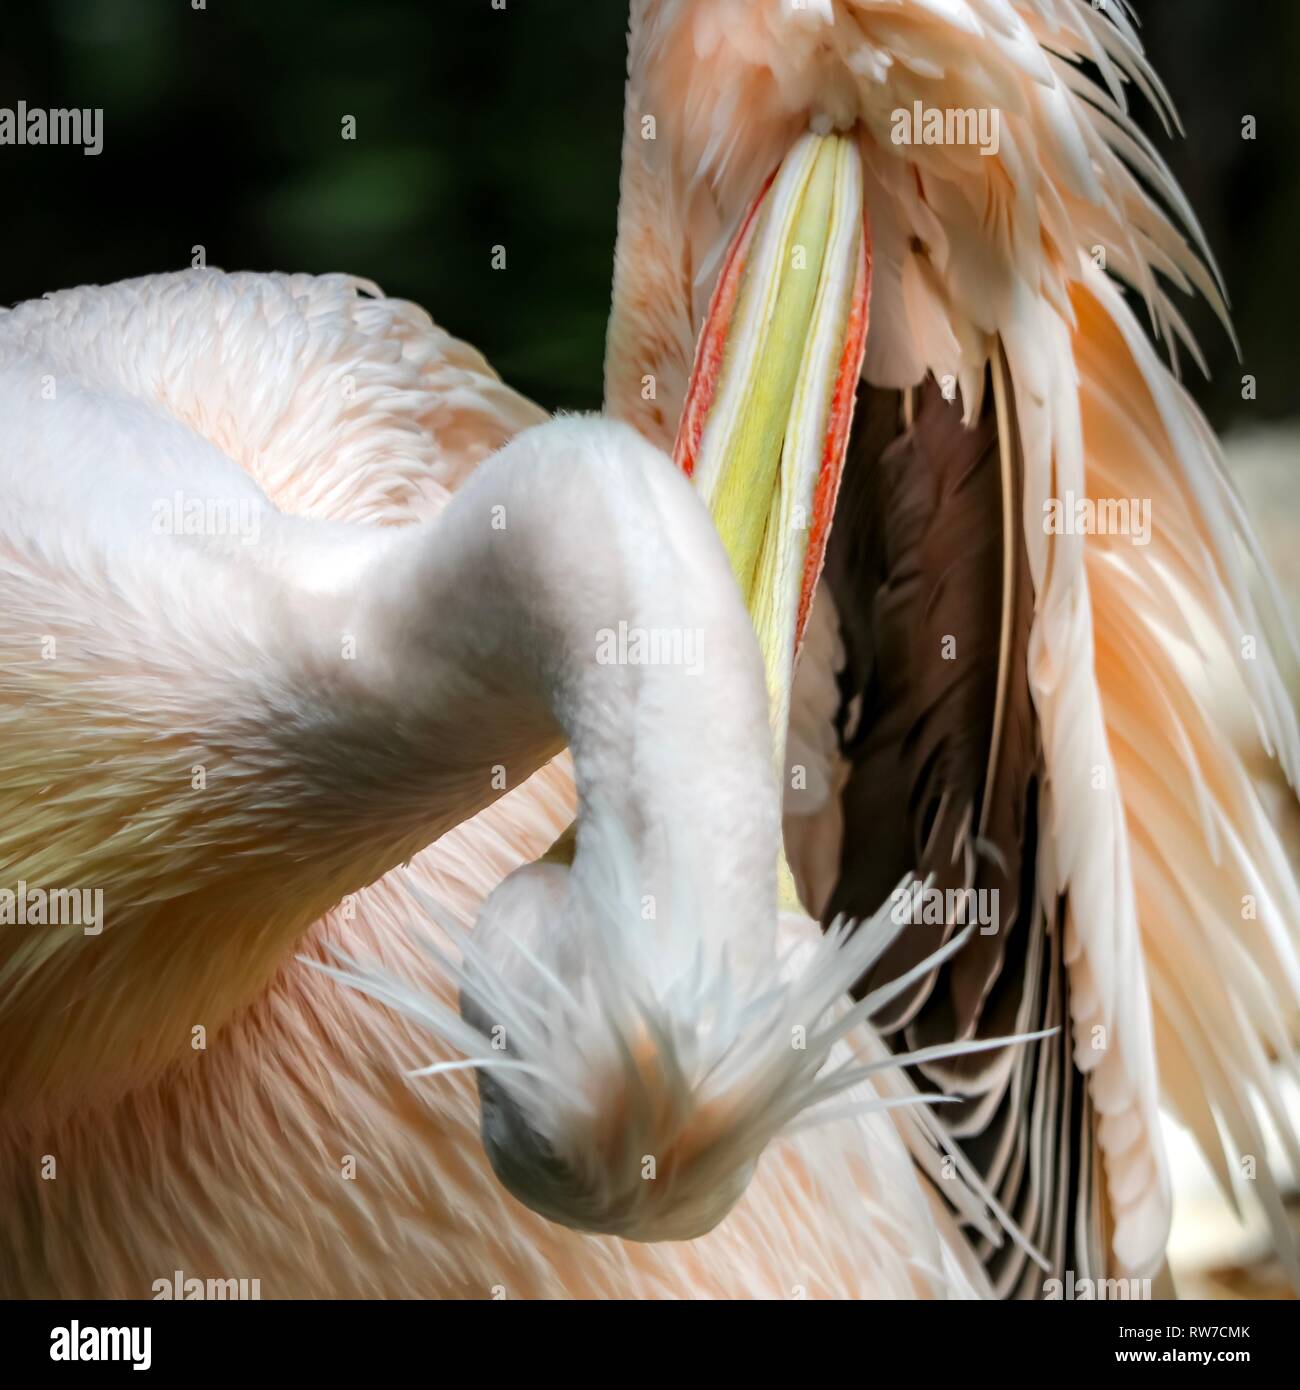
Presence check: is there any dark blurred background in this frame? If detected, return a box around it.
[2,0,1299,432]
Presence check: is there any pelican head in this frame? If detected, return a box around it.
[459,782,935,1240]
[359,857,899,1243]
[463,851,780,1242]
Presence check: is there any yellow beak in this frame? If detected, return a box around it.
[674,131,869,772]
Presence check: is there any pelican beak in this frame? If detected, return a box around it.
[674,131,869,766]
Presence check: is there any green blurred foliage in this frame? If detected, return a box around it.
[2,0,629,412]
[2,0,1298,429]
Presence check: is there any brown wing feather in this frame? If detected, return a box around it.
[825,368,1034,1035]
[818,359,1099,1296]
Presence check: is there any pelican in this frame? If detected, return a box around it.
[2,0,1297,1299]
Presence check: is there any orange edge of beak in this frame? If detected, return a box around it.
[795,207,871,654]
[671,171,775,481]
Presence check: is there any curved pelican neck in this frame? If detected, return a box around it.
[353,418,782,959]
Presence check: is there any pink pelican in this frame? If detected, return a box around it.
[1,0,1296,1298]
